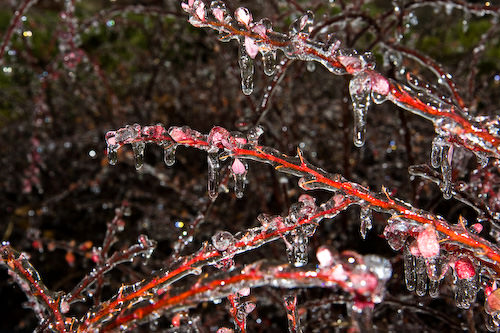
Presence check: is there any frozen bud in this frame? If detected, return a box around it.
[213,7,224,21]
[235,7,252,26]
[251,23,266,37]
[195,1,206,21]
[316,246,335,267]
[169,127,190,142]
[217,328,234,333]
[231,158,246,175]
[211,1,227,22]
[60,300,70,313]
[238,287,251,297]
[487,289,500,313]
[454,257,476,280]
[369,71,390,96]
[240,301,256,314]
[208,126,233,150]
[417,225,439,258]
[211,231,234,251]
[470,223,483,234]
[245,36,259,59]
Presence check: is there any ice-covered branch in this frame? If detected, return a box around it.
[180,0,500,164]
[105,123,500,278]
[78,193,353,331]
[89,250,391,332]
[0,243,67,332]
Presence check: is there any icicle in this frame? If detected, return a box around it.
[238,41,254,95]
[283,200,312,267]
[105,131,119,165]
[429,280,440,298]
[107,145,118,165]
[207,152,220,200]
[163,143,177,166]
[261,50,277,76]
[425,257,442,281]
[359,206,373,239]
[131,142,145,170]
[441,144,453,199]
[284,294,301,333]
[349,71,372,147]
[403,243,416,292]
[285,232,309,267]
[231,158,247,198]
[455,277,478,309]
[431,136,446,168]
[415,256,427,296]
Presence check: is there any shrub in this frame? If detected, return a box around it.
[1,0,500,331]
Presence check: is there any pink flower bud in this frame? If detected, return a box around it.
[235,7,252,26]
[231,158,246,175]
[454,257,476,279]
[244,36,259,59]
[316,246,334,267]
[370,72,390,96]
[212,8,224,22]
[417,225,439,258]
[195,2,205,21]
[252,24,267,37]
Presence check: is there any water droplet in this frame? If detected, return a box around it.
[306,62,316,72]
[211,231,234,252]
[289,11,314,36]
[247,126,264,145]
